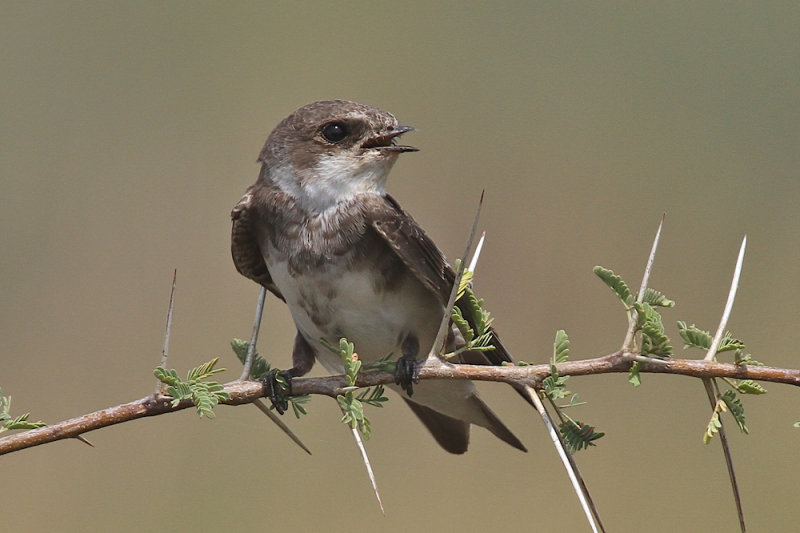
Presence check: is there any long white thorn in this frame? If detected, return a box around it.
[705,235,747,361]
[702,235,748,533]
[431,191,483,359]
[251,399,311,455]
[349,423,383,514]
[155,270,178,395]
[521,386,602,533]
[240,287,267,380]
[623,216,665,352]
[468,231,486,274]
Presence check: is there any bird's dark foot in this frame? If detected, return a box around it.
[263,369,292,414]
[394,354,420,397]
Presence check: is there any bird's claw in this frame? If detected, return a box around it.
[263,369,292,414]
[394,355,420,396]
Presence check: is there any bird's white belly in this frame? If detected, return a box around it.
[267,257,444,373]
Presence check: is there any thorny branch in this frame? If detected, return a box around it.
[2,352,797,456]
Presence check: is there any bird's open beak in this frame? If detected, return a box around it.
[362,124,419,153]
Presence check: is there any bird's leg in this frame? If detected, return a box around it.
[264,368,291,414]
[395,333,421,396]
[263,331,316,414]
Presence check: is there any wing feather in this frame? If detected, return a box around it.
[370,195,513,365]
[370,194,454,305]
[230,186,284,301]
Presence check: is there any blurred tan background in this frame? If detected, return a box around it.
[2,2,798,531]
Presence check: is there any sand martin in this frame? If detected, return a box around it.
[232,100,525,453]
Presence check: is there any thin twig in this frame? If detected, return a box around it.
[701,235,748,533]
[155,269,178,395]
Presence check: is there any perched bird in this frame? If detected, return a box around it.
[231,100,525,454]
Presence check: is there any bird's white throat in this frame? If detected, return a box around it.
[271,152,397,213]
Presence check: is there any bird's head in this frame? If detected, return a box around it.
[258,100,417,214]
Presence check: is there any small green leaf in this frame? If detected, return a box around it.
[230,338,251,361]
[642,288,675,308]
[463,287,493,336]
[628,361,641,387]
[231,338,271,380]
[455,259,474,301]
[553,330,570,363]
[168,382,191,401]
[704,390,749,443]
[289,395,310,418]
[704,401,725,444]
[155,358,228,418]
[342,345,361,386]
[337,393,353,420]
[593,266,633,306]
[153,367,181,386]
[677,324,761,371]
[449,286,496,355]
[543,369,570,400]
[732,380,767,395]
[677,321,713,350]
[451,306,475,344]
[678,323,747,357]
[721,389,748,434]
[2,413,46,431]
[717,333,746,353]
[362,353,395,372]
[338,392,371,439]
[560,419,604,452]
[543,330,571,399]
[325,336,384,439]
[187,358,226,382]
[322,338,360,386]
[639,303,672,357]
[357,386,388,408]
[561,394,587,408]
[734,350,763,366]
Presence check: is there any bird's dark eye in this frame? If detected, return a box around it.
[320,122,348,143]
